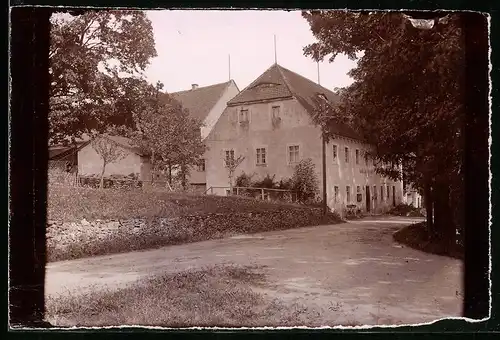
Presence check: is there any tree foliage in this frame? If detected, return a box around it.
[49,10,157,144]
[292,158,319,203]
[127,81,206,185]
[302,11,465,242]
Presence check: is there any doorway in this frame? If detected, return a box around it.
[365,186,371,212]
[392,186,396,206]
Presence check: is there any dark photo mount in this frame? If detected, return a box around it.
[461,11,490,321]
[9,7,51,327]
[8,6,492,327]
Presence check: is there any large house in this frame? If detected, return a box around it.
[166,80,240,191]
[204,63,404,213]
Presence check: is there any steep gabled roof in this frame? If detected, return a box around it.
[227,65,293,105]
[227,64,362,141]
[166,80,236,122]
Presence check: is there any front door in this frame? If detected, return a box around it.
[365,186,371,212]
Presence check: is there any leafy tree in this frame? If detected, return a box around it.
[292,158,319,203]
[90,135,126,189]
[302,11,464,244]
[128,81,206,186]
[49,10,156,144]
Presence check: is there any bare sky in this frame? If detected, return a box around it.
[145,10,358,94]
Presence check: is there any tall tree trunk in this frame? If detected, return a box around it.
[229,171,233,195]
[99,162,106,189]
[168,163,172,185]
[433,181,456,247]
[181,164,187,191]
[150,150,155,184]
[423,181,433,234]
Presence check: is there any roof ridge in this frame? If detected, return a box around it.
[232,63,276,95]
[227,64,294,105]
[170,80,231,95]
[210,80,234,110]
[276,64,296,97]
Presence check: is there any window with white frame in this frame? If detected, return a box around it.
[334,186,339,203]
[373,185,377,199]
[355,149,360,165]
[224,149,235,166]
[387,184,390,199]
[346,186,351,203]
[256,148,267,165]
[332,144,338,162]
[288,145,300,164]
[345,147,350,163]
[380,185,384,201]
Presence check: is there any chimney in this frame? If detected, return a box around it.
[191,84,199,90]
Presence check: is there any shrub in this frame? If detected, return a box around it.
[291,159,319,204]
[389,203,424,217]
[235,172,255,188]
[252,174,277,189]
[277,177,293,190]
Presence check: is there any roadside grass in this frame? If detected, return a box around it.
[48,185,316,222]
[393,222,464,260]
[45,265,357,327]
[47,185,341,262]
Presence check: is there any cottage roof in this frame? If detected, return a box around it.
[103,135,147,156]
[166,80,236,123]
[49,142,86,160]
[227,64,362,141]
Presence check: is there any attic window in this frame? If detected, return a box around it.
[252,82,279,89]
[317,94,328,102]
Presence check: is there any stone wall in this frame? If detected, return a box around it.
[47,208,341,262]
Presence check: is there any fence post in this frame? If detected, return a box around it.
[236,187,239,196]
[261,188,265,200]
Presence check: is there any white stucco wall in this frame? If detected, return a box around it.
[205,97,404,213]
[201,80,240,140]
[78,142,149,179]
[187,80,240,188]
[325,137,404,213]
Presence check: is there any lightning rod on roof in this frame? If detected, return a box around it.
[274,34,277,64]
[317,61,321,86]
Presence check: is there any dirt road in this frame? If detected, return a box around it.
[46,216,462,325]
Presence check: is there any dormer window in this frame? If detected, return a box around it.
[317,93,328,102]
[252,82,280,90]
[239,109,249,123]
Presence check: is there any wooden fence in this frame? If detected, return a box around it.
[205,186,298,203]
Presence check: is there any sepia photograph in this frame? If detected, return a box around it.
[9,6,492,330]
